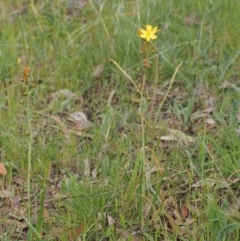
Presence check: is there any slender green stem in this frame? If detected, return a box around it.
[109,58,140,92]
[26,85,33,238]
[155,61,183,123]
[140,71,146,230]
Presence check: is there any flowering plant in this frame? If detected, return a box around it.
[138,24,160,42]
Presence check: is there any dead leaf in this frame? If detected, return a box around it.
[184,218,194,225]
[160,135,177,141]
[205,118,216,125]
[227,197,240,216]
[144,202,152,218]
[169,129,195,145]
[70,129,83,137]
[181,204,189,219]
[0,163,7,175]
[192,178,229,189]
[0,189,13,198]
[115,228,140,241]
[68,111,88,130]
[161,129,195,145]
[185,204,201,217]
[48,89,78,102]
[205,118,216,130]
[91,168,97,179]
[192,179,214,188]
[83,158,90,177]
[68,111,86,122]
[12,196,21,208]
[107,214,115,226]
[93,63,105,79]
[219,81,240,92]
[5,218,28,230]
[68,225,84,240]
[97,212,115,229]
[50,115,70,140]
[164,212,185,236]
[59,111,94,138]
[107,89,115,106]
[173,208,183,225]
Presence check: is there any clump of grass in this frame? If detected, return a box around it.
[1,0,240,240]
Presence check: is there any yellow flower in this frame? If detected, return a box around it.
[139,24,160,42]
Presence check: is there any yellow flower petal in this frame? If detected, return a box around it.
[146,24,153,31]
[138,28,144,36]
[138,24,160,41]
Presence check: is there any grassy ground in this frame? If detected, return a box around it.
[0,0,240,240]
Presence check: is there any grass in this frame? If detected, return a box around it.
[0,0,240,240]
